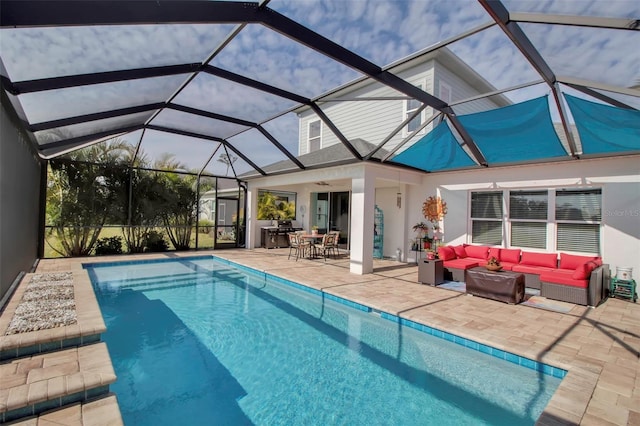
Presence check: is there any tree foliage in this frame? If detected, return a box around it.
[46,142,216,256]
[257,192,295,220]
[46,140,130,256]
[156,168,198,250]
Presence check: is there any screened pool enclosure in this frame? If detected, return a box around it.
[1,0,638,258]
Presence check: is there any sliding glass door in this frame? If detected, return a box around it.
[311,191,350,249]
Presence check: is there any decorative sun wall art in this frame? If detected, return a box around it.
[422,196,447,223]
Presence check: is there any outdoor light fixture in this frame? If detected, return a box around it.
[397,192,402,208]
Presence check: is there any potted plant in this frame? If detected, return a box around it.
[412,221,429,237]
[311,225,319,236]
[426,249,437,260]
[412,222,431,249]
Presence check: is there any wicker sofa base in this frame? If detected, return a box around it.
[540,282,588,306]
[443,267,466,283]
[521,273,541,289]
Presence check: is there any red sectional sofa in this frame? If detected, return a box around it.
[437,244,608,306]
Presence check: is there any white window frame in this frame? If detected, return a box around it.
[508,190,549,250]
[468,187,602,255]
[307,119,322,153]
[402,81,426,137]
[554,188,602,254]
[469,191,504,246]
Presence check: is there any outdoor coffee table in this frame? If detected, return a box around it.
[466,267,525,304]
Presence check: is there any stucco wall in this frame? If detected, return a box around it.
[405,156,640,276]
[0,100,42,301]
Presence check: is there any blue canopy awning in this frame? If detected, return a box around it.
[390,121,477,172]
[564,94,640,155]
[458,96,567,164]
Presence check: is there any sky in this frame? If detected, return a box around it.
[1,0,638,174]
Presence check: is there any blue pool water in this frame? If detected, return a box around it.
[85,256,563,425]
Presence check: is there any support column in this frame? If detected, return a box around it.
[350,170,375,274]
[246,186,258,248]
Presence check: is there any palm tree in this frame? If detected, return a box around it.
[217,153,238,176]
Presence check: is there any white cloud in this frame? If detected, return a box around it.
[173,74,298,123]
[2,0,638,170]
[502,0,640,18]
[522,23,640,89]
[212,24,361,97]
[20,75,188,123]
[0,24,236,81]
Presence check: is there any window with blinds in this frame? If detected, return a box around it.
[471,191,503,244]
[509,190,547,249]
[468,188,601,254]
[556,189,601,253]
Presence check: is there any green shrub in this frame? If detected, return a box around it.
[198,219,214,234]
[95,236,123,255]
[145,230,169,252]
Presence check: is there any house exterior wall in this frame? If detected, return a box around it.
[298,56,505,158]
[0,100,42,303]
[434,62,502,115]
[298,60,437,155]
[405,156,640,276]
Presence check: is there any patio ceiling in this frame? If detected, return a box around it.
[1,0,638,179]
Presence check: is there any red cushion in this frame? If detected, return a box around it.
[520,251,558,268]
[572,260,599,280]
[465,245,488,260]
[437,246,456,261]
[512,264,556,275]
[443,258,480,270]
[498,262,518,271]
[559,253,599,270]
[540,271,589,288]
[488,247,501,261]
[453,245,467,258]
[500,248,521,264]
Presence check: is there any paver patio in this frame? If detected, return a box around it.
[2,249,638,425]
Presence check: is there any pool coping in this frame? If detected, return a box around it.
[0,268,106,360]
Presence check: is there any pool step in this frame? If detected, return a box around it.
[8,395,122,426]
[0,342,117,424]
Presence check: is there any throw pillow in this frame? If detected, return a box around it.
[453,245,467,259]
[572,261,599,280]
[438,246,456,261]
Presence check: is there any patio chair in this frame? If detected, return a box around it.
[288,233,309,261]
[328,230,341,257]
[314,233,337,261]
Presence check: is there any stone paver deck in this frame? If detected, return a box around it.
[12,395,122,426]
[0,343,116,418]
[3,249,638,425]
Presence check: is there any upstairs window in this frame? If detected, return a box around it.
[308,120,321,152]
[404,82,425,135]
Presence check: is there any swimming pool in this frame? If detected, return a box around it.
[85,256,563,425]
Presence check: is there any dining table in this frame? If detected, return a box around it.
[299,234,325,258]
